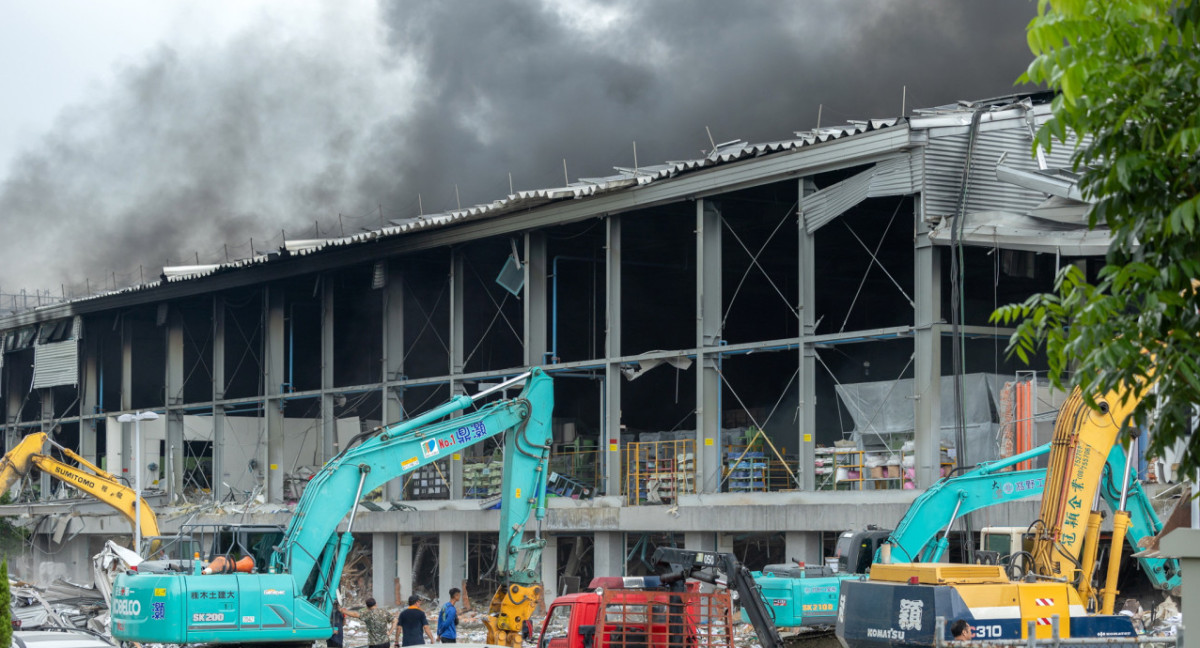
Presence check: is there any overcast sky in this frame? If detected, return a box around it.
[0,1,1038,296]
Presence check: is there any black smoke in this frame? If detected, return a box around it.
[0,1,1035,295]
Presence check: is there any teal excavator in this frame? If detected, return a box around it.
[754,440,1179,629]
[110,368,553,647]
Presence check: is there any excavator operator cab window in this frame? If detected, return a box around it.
[195,524,285,573]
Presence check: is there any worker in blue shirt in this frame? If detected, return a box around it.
[436,588,461,643]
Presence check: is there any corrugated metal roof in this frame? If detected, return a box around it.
[143,118,899,287]
[16,93,1078,315]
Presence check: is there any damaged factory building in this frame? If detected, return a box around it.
[2,92,1118,607]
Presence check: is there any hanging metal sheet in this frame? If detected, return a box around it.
[33,340,79,388]
[31,317,81,389]
[802,154,920,233]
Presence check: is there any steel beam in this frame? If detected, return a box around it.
[212,295,226,505]
[448,252,465,499]
[382,262,405,500]
[696,200,722,494]
[321,275,336,463]
[165,308,185,501]
[797,178,818,490]
[913,195,943,487]
[120,317,133,477]
[80,331,99,462]
[603,216,623,497]
[265,287,286,502]
[524,231,548,365]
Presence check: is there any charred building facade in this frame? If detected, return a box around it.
[0,93,1105,603]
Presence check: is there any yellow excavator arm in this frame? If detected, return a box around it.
[0,431,160,538]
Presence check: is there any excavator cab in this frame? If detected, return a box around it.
[203,524,285,572]
[835,528,892,575]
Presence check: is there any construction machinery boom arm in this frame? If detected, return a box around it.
[651,547,785,648]
[882,442,1050,563]
[0,431,160,538]
[276,369,553,611]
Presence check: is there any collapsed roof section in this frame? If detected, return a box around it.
[1,91,1105,327]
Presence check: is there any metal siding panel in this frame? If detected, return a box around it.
[923,127,1077,224]
[33,339,79,389]
[867,154,921,197]
[804,168,873,233]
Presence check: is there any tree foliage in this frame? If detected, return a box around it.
[1,558,11,648]
[992,0,1200,477]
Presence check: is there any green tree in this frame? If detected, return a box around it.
[1,558,11,647]
[993,0,1200,476]
[0,493,28,557]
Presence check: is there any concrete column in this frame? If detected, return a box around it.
[524,231,549,365]
[1160,529,1200,648]
[397,533,415,603]
[448,252,465,499]
[80,331,99,462]
[603,216,623,497]
[541,534,559,604]
[696,200,722,494]
[438,532,467,598]
[797,178,818,491]
[165,309,185,502]
[212,296,226,505]
[716,533,734,556]
[321,275,336,463]
[593,531,625,578]
[373,532,399,607]
[382,262,405,500]
[913,195,943,487]
[684,532,717,552]
[265,287,286,503]
[785,531,822,565]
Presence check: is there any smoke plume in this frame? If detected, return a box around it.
[0,0,1035,296]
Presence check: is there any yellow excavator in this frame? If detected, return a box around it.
[0,431,160,538]
[837,380,1182,646]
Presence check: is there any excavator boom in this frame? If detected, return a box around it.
[111,368,553,646]
[0,431,160,538]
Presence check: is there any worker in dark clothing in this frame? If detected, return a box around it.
[395,594,436,646]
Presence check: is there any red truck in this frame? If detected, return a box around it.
[536,577,736,648]
[535,549,784,648]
